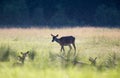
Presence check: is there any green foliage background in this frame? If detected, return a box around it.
[0,0,120,27]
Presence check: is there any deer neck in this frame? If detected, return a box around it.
[55,38,60,43]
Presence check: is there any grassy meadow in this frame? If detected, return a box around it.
[0,27,120,78]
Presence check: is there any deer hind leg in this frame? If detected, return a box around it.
[72,43,76,55]
[67,45,72,56]
[69,45,72,52]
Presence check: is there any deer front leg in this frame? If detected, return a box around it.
[69,45,72,52]
[61,46,65,54]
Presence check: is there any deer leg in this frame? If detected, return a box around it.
[67,45,72,56]
[61,46,65,52]
[72,43,76,55]
[62,46,65,52]
[69,45,72,52]
[61,46,65,55]
[61,46,63,52]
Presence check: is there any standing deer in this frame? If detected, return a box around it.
[51,34,76,55]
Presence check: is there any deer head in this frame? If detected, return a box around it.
[51,34,59,42]
[89,57,97,66]
[18,51,29,64]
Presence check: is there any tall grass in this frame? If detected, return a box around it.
[0,27,120,78]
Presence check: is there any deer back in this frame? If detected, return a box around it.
[59,36,75,45]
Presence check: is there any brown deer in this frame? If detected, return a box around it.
[18,51,29,64]
[13,51,29,66]
[51,34,76,55]
[57,54,97,67]
[73,57,97,67]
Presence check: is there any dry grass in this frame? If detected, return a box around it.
[0,27,119,58]
[0,27,119,39]
[0,27,120,78]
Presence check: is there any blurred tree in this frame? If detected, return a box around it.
[0,0,120,27]
[32,7,45,25]
[0,0,29,25]
[95,4,120,26]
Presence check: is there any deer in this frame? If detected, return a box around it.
[57,54,97,67]
[51,34,76,55]
[73,57,97,67]
[18,51,29,64]
[13,51,29,66]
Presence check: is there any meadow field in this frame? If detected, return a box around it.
[0,27,120,78]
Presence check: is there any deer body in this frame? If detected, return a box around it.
[57,36,75,46]
[51,34,76,55]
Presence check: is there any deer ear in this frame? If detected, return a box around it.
[26,51,29,54]
[51,34,54,36]
[95,57,97,60]
[56,34,59,37]
[21,52,23,54]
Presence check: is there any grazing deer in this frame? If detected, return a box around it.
[57,54,97,67]
[73,57,97,67]
[51,34,76,55]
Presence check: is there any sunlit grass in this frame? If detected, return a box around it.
[0,27,120,78]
